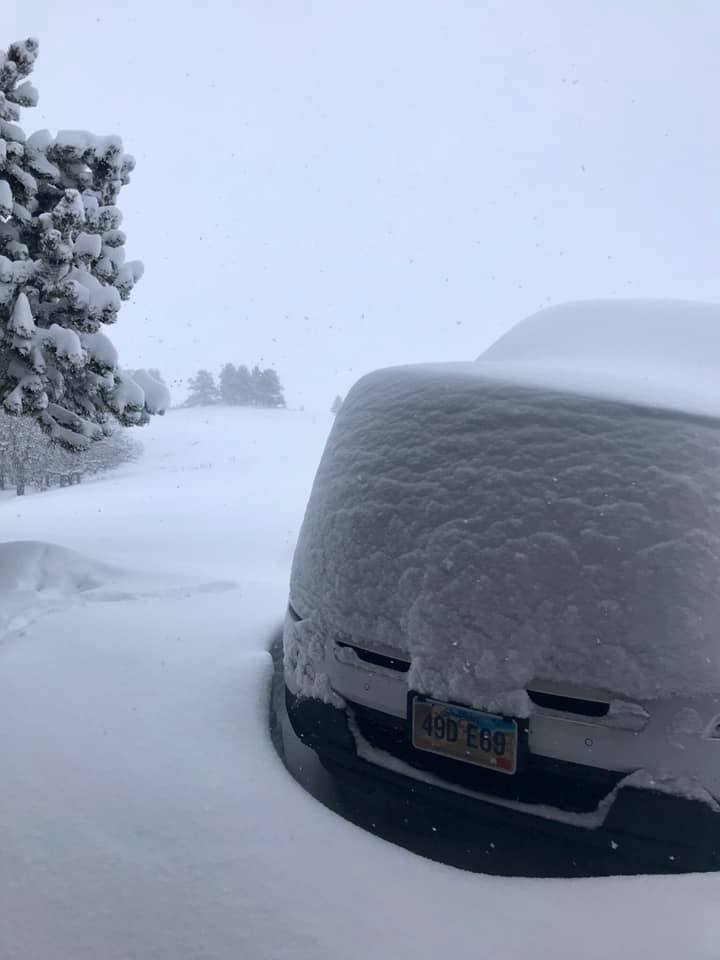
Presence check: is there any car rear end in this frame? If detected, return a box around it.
[284,362,720,854]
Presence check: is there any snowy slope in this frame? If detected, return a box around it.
[0,406,718,960]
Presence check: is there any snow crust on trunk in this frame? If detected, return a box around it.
[291,363,720,706]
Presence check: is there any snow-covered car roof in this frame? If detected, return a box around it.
[291,301,720,706]
[476,299,720,418]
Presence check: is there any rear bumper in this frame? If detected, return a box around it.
[285,685,720,873]
[284,607,720,798]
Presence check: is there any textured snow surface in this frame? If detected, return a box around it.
[8,289,34,335]
[81,330,118,368]
[45,323,83,363]
[291,364,720,705]
[0,177,12,218]
[1,407,719,960]
[73,230,103,259]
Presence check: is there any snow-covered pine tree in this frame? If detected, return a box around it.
[126,368,171,412]
[331,395,343,415]
[127,367,167,387]
[185,369,219,406]
[219,363,255,405]
[219,363,239,404]
[248,365,263,406]
[257,367,286,408]
[0,38,163,449]
[247,365,285,408]
[235,364,253,405]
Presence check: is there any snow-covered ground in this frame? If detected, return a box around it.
[1,406,719,960]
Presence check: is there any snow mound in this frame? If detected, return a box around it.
[0,541,118,595]
[477,300,720,417]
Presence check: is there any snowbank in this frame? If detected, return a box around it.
[0,540,118,594]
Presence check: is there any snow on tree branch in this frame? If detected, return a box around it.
[0,37,164,449]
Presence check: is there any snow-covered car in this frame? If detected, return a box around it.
[283,300,720,849]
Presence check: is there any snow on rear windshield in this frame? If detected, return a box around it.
[291,363,720,705]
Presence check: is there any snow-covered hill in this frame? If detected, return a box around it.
[0,405,329,577]
[0,406,718,960]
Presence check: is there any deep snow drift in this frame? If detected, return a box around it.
[0,540,117,593]
[1,405,719,960]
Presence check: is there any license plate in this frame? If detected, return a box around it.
[411,695,518,774]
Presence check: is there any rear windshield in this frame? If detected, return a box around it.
[292,366,720,703]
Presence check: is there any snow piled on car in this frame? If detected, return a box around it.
[478,299,720,419]
[290,301,720,710]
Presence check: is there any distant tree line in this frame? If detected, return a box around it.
[0,413,140,497]
[185,365,286,409]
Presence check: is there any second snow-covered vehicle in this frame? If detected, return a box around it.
[283,300,720,864]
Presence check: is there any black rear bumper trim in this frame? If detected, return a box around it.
[284,685,720,869]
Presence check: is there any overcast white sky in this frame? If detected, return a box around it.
[2,1,719,409]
